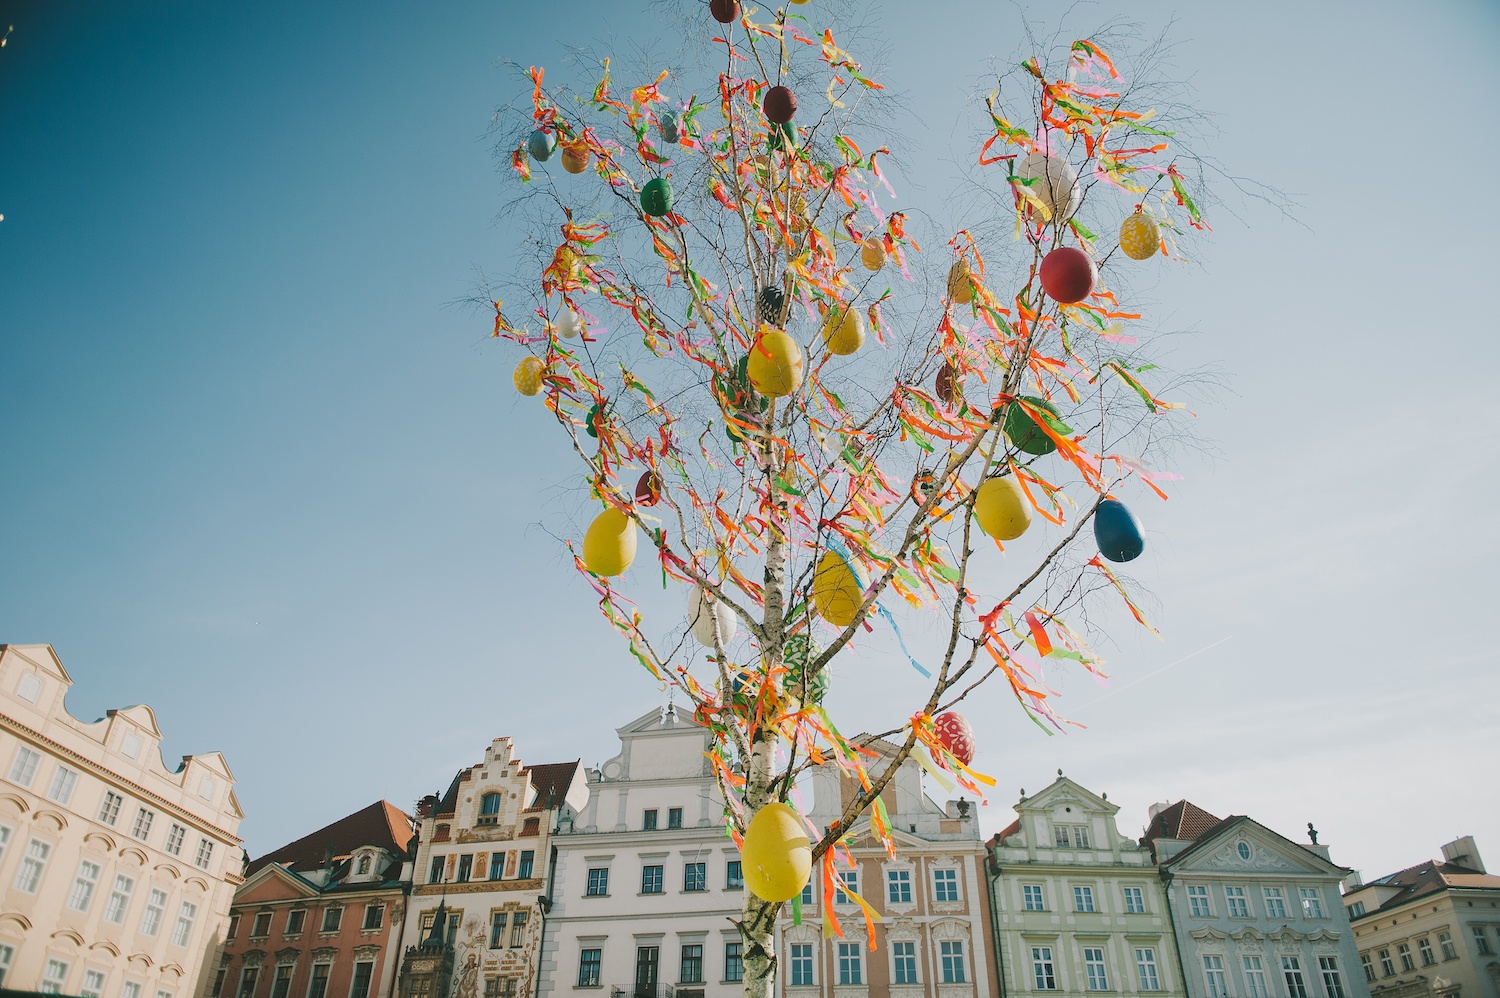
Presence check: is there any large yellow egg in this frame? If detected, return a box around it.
[582,507,637,576]
[974,476,1031,541]
[513,356,545,396]
[860,236,886,272]
[747,329,804,397]
[947,259,974,304]
[812,550,865,627]
[820,305,864,356]
[1119,212,1161,261]
[741,802,811,903]
[561,143,590,175]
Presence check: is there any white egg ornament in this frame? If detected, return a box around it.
[1016,151,1081,223]
[688,587,738,647]
[556,308,583,340]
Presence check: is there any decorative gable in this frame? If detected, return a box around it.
[1165,818,1345,878]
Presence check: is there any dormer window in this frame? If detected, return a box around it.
[357,855,372,875]
[478,793,502,826]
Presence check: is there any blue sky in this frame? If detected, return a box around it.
[2,0,1496,881]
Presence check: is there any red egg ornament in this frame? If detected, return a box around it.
[933,711,976,767]
[1038,246,1097,304]
[710,0,740,23]
[762,86,797,124]
[635,470,663,507]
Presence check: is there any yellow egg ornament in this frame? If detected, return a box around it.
[812,549,866,627]
[947,259,974,304]
[747,328,804,397]
[860,235,886,272]
[513,356,546,396]
[820,305,864,356]
[741,802,812,903]
[1119,211,1161,261]
[582,507,637,577]
[973,476,1032,541]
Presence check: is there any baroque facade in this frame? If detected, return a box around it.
[207,801,415,998]
[0,643,244,998]
[397,737,587,998]
[1343,836,1500,998]
[986,776,1186,998]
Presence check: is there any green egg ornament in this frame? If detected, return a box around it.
[1003,396,1072,456]
[640,177,673,217]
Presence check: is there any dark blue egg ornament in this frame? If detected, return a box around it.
[1094,499,1145,563]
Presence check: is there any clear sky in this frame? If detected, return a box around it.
[2,0,1496,883]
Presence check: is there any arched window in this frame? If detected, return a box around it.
[480,793,503,822]
[357,855,371,875]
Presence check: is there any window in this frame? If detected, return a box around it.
[1418,938,1435,966]
[479,793,502,825]
[1024,884,1046,911]
[1439,932,1458,960]
[1378,949,1394,977]
[510,911,528,947]
[41,959,70,994]
[489,911,509,948]
[726,860,743,889]
[1474,926,1493,955]
[17,673,41,702]
[1244,955,1269,998]
[1264,887,1288,919]
[429,855,445,883]
[348,963,373,998]
[140,889,167,935]
[1136,948,1161,991]
[82,969,107,998]
[1227,886,1250,918]
[105,875,135,924]
[684,862,707,892]
[252,911,272,936]
[643,809,659,830]
[800,882,814,907]
[363,903,384,930]
[578,948,602,987]
[725,941,743,983]
[457,855,473,882]
[196,838,216,869]
[1360,954,1375,982]
[1033,946,1058,990]
[790,943,814,987]
[321,906,343,932]
[132,808,155,841]
[934,868,960,902]
[835,869,859,905]
[943,940,968,984]
[1300,887,1324,919]
[212,969,226,998]
[1054,824,1091,848]
[586,868,609,896]
[680,944,703,984]
[15,838,50,892]
[1123,886,1146,913]
[1084,947,1108,990]
[837,941,863,985]
[357,854,371,875]
[1204,956,1228,998]
[1237,841,1252,860]
[171,900,198,946]
[308,964,330,998]
[888,869,912,904]
[1283,956,1309,998]
[99,791,124,826]
[518,851,534,879]
[1074,885,1096,913]
[0,944,12,988]
[1187,885,1212,917]
[68,859,102,911]
[642,864,665,894]
[235,970,256,998]
[893,941,918,984]
[1398,943,1414,972]
[668,808,684,829]
[1347,901,1366,918]
[286,909,306,934]
[165,824,186,856]
[8,746,40,786]
[271,966,292,998]
[1320,956,1346,998]
[47,765,79,804]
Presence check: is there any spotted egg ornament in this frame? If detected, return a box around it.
[1016,151,1081,222]
[860,235,886,272]
[1039,246,1097,304]
[784,640,829,705]
[710,0,740,23]
[526,129,556,163]
[762,85,797,124]
[687,587,738,647]
[932,711,977,767]
[513,356,545,396]
[1094,498,1146,563]
[1119,211,1161,261]
[757,285,786,324]
[640,177,673,217]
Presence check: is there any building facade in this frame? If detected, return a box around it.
[1343,836,1500,998]
[1146,802,1368,998]
[0,643,244,997]
[397,737,586,998]
[986,776,1186,998]
[207,801,415,998]
[779,736,998,998]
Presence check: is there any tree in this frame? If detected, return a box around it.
[489,5,1212,996]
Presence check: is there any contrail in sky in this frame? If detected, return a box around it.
[1075,635,1234,710]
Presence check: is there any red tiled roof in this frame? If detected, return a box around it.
[990,819,1021,849]
[1142,800,1222,848]
[248,801,414,876]
[525,761,580,811]
[1351,860,1500,916]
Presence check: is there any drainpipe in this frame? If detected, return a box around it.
[1160,868,1192,998]
[533,833,560,998]
[987,851,1009,998]
[387,879,413,998]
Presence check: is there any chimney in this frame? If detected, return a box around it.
[1441,836,1484,873]
[1344,871,1364,891]
[1147,801,1171,821]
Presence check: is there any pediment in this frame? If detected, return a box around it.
[33,808,69,832]
[90,940,122,957]
[1190,927,1231,941]
[236,863,318,900]
[1167,818,1341,876]
[119,846,150,866]
[1018,777,1118,817]
[0,793,30,815]
[51,928,85,948]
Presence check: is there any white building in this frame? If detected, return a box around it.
[0,643,244,998]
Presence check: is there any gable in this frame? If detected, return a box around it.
[1020,777,1118,818]
[1167,818,1343,877]
[234,865,317,904]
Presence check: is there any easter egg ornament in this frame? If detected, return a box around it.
[973,476,1032,541]
[860,235,886,272]
[710,0,740,23]
[585,402,605,438]
[1016,151,1081,221]
[582,507,637,577]
[1094,498,1146,563]
[947,259,974,304]
[687,587,738,647]
[935,362,962,406]
[1039,246,1097,304]
[1119,210,1161,261]
[821,305,864,356]
[757,285,786,324]
[526,129,556,162]
[634,470,663,507]
[1003,396,1071,456]
[932,711,976,767]
[556,308,583,340]
[812,549,865,628]
[783,634,828,704]
[762,85,797,124]
[560,139,590,174]
[658,110,681,144]
[746,328,804,397]
[513,356,545,396]
[741,802,812,903]
[640,177,673,217]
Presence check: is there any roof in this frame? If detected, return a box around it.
[1351,860,1500,916]
[1141,800,1222,848]
[990,818,1021,848]
[247,801,414,876]
[525,761,580,811]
